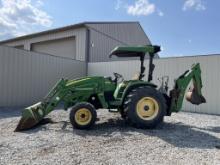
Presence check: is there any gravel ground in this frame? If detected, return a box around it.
[0,108,220,165]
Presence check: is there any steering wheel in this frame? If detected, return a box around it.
[113,72,124,83]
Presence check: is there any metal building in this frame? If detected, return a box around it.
[0,45,86,107]
[0,22,153,62]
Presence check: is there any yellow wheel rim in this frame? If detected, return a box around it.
[136,97,159,120]
[74,108,92,126]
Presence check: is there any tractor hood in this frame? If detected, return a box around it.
[65,76,105,88]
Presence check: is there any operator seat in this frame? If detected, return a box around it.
[132,72,140,80]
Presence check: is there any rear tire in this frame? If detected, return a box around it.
[69,102,97,130]
[123,87,166,128]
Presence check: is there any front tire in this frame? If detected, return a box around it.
[69,102,97,130]
[123,87,166,128]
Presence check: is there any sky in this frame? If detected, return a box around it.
[0,0,219,57]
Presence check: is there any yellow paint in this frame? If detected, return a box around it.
[74,108,92,125]
[136,97,159,120]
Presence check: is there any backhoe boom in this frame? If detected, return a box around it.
[169,63,206,113]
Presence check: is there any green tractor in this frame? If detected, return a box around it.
[15,45,206,131]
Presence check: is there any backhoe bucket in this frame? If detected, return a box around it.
[186,87,206,105]
[15,102,45,131]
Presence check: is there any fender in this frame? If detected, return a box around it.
[121,80,157,104]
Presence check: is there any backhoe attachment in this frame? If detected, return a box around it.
[169,63,206,113]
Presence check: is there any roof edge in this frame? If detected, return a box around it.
[0,21,140,44]
[0,22,86,44]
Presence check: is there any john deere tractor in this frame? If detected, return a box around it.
[15,45,206,131]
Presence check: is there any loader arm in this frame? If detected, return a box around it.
[15,79,68,131]
[169,63,206,113]
[15,77,108,131]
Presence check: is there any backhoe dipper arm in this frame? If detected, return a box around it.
[169,63,206,113]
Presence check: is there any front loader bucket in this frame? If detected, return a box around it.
[15,102,45,131]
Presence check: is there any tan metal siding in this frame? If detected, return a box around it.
[31,37,76,59]
[86,23,152,62]
[88,55,220,115]
[2,28,87,61]
[0,45,86,107]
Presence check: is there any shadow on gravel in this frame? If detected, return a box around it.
[197,126,220,133]
[147,122,220,149]
[20,117,220,149]
[73,119,220,149]
[0,107,23,119]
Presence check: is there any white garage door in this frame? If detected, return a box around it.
[31,37,76,59]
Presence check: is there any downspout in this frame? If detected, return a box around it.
[85,28,90,76]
